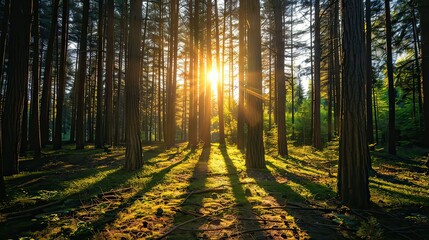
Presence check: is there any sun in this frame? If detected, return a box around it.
[207,68,219,92]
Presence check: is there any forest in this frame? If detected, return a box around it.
[0,0,429,239]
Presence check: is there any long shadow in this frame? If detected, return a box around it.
[3,145,165,205]
[249,161,344,239]
[68,149,196,240]
[220,146,264,239]
[0,146,175,239]
[266,161,337,201]
[370,183,429,204]
[170,147,210,239]
[372,172,427,189]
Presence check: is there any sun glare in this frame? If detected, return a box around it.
[207,69,219,92]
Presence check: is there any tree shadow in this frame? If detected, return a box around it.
[266,161,337,201]
[169,147,210,239]
[248,161,345,239]
[220,146,264,239]
[67,149,196,240]
[0,146,184,239]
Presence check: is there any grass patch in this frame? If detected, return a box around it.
[1,142,428,239]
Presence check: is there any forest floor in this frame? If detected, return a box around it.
[1,141,429,239]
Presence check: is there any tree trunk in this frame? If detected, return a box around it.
[215,0,225,146]
[333,0,341,136]
[272,0,288,156]
[20,89,28,154]
[40,0,59,147]
[0,0,10,97]
[95,0,104,148]
[53,0,69,150]
[411,1,422,119]
[338,0,370,209]
[30,0,41,159]
[1,0,32,176]
[417,0,429,147]
[313,0,322,149]
[385,0,396,155]
[237,0,246,150]
[105,0,114,147]
[115,0,125,146]
[125,0,143,170]
[188,0,198,148]
[203,0,212,149]
[366,0,374,153]
[245,0,265,169]
[166,0,178,148]
[75,0,90,149]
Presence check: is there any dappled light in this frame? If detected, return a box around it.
[2,143,428,239]
[1,0,429,239]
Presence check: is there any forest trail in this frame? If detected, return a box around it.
[1,143,429,239]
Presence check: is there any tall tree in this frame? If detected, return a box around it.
[75,0,90,149]
[333,0,341,136]
[313,0,322,149]
[53,0,69,149]
[272,0,288,156]
[215,0,225,146]
[366,0,375,151]
[0,0,10,92]
[188,0,198,148]
[237,0,246,150]
[1,0,32,175]
[30,0,41,158]
[40,0,59,147]
[95,0,104,148]
[203,0,212,148]
[418,0,429,147]
[125,0,143,170]
[338,0,370,209]
[245,0,265,169]
[105,0,114,147]
[385,0,396,155]
[166,0,179,148]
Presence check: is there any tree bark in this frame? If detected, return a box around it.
[272,0,288,156]
[1,0,32,176]
[203,0,212,148]
[40,0,59,147]
[53,0,69,150]
[0,0,10,98]
[385,0,396,155]
[418,0,429,147]
[237,0,246,150]
[105,0,114,147]
[30,0,41,159]
[366,0,374,154]
[75,0,90,149]
[313,0,322,149]
[215,0,225,146]
[95,0,104,148]
[166,0,179,148]
[245,0,265,169]
[338,0,370,209]
[20,89,28,154]
[125,0,143,170]
[188,0,198,148]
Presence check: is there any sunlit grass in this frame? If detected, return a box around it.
[1,141,428,239]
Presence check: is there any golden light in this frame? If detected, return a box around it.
[207,68,219,92]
